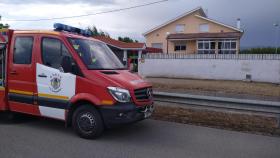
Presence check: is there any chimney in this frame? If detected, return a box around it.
[237,18,241,29]
[205,8,208,17]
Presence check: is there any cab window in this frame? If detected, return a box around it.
[0,43,6,86]
[13,37,34,64]
[41,37,82,76]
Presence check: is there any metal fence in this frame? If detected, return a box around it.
[143,53,280,60]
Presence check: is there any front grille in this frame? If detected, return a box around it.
[134,87,152,101]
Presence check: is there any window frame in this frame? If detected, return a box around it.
[197,40,215,54]
[199,24,209,32]
[218,39,237,54]
[0,44,6,87]
[41,37,63,68]
[174,43,186,51]
[151,43,163,49]
[13,36,34,65]
[175,24,185,33]
[40,36,83,76]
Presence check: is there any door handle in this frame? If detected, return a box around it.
[10,70,17,75]
[38,74,47,78]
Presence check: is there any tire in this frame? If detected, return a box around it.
[72,105,104,139]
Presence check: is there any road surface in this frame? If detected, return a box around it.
[0,115,279,158]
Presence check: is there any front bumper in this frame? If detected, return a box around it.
[99,102,154,128]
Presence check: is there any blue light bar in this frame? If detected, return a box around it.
[53,23,92,37]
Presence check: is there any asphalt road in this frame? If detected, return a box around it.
[0,115,280,158]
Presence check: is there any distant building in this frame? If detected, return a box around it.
[143,7,244,54]
[0,29,8,43]
[94,36,162,71]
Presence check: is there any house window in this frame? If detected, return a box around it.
[197,40,215,54]
[218,39,237,54]
[174,44,186,51]
[199,24,209,32]
[175,24,185,33]
[151,43,163,49]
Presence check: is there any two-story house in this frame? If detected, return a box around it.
[143,7,244,54]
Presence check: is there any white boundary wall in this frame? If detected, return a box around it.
[139,57,280,84]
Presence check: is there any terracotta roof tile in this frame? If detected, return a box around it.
[144,47,163,53]
[93,36,145,50]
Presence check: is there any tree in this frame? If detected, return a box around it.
[240,47,280,54]
[0,23,9,29]
[118,36,138,43]
[0,15,9,29]
[87,25,138,43]
[87,26,110,38]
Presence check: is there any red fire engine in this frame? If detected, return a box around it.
[0,24,154,139]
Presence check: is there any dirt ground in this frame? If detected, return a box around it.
[147,77,280,135]
[147,77,280,100]
[152,103,280,136]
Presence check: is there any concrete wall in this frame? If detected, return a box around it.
[139,59,280,84]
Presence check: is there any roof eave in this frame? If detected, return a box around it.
[143,7,204,36]
[195,15,244,33]
[106,43,146,51]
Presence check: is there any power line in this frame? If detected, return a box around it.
[4,0,168,22]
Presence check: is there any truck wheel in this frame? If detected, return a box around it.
[72,105,104,139]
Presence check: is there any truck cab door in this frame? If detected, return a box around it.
[36,36,77,120]
[0,43,6,111]
[7,35,39,114]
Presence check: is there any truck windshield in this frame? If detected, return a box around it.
[68,38,125,70]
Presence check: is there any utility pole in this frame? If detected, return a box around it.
[274,23,279,54]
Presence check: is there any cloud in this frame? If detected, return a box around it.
[0,0,279,47]
[0,0,115,5]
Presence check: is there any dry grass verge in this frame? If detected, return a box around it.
[152,103,280,136]
[147,78,280,98]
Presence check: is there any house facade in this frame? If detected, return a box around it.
[143,7,243,54]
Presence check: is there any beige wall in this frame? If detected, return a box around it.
[187,40,196,54]
[168,40,197,54]
[145,10,241,53]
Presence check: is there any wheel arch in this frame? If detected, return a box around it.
[66,93,102,127]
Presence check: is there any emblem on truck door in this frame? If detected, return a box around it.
[49,73,62,93]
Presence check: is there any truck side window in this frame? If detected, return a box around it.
[41,38,81,75]
[13,37,34,64]
[0,44,6,86]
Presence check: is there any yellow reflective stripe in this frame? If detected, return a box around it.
[9,89,33,96]
[101,100,113,105]
[0,28,8,32]
[14,30,60,35]
[38,93,69,100]
[0,87,5,91]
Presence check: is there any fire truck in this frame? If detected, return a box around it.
[0,24,154,139]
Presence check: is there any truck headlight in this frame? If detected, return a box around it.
[108,87,131,103]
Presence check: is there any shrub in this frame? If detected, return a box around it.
[240,47,280,54]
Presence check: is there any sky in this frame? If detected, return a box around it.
[0,0,279,48]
